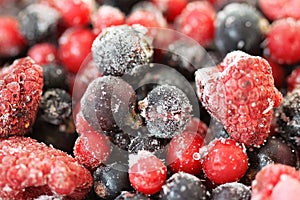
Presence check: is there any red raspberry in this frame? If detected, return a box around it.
[151,0,187,22]
[287,67,300,91]
[92,5,125,35]
[129,151,167,195]
[175,1,216,47]
[58,27,95,74]
[167,131,205,175]
[0,57,43,137]
[265,18,300,65]
[258,0,300,21]
[127,9,167,28]
[0,136,92,199]
[0,16,26,58]
[195,51,283,146]
[252,164,300,200]
[27,42,58,66]
[202,138,248,185]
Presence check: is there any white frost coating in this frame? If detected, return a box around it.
[128,150,154,168]
[262,98,274,114]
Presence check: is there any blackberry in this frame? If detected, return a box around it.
[18,3,60,44]
[92,25,153,76]
[160,172,207,200]
[211,182,251,200]
[214,3,268,56]
[93,162,132,200]
[275,89,300,149]
[115,191,151,200]
[43,64,68,91]
[39,88,72,125]
[139,84,192,138]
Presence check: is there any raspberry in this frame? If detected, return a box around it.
[195,51,283,146]
[258,0,300,21]
[202,138,248,185]
[27,43,58,66]
[129,151,167,195]
[0,136,92,199]
[287,66,300,91]
[151,0,187,22]
[251,164,300,200]
[0,57,43,137]
[175,1,216,47]
[265,18,300,64]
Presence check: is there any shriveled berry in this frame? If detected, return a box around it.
[27,42,58,66]
[287,67,300,91]
[160,172,207,200]
[211,182,251,200]
[92,25,153,76]
[0,57,43,137]
[0,136,92,199]
[42,63,69,91]
[115,191,151,200]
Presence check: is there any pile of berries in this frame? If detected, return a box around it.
[1,0,300,199]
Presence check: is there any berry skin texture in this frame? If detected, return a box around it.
[287,67,300,91]
[251,164,300,200]
[175,1,216,47]
[129,151,167,195]
[58,27,95,74]
[27,43,58,66]
[195,51,283,146]
[0,57,43,137]
[265,18,300,65]
[202,138,248,185]
[0,136,92,199]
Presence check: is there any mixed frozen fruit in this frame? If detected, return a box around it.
[0,0,300,199]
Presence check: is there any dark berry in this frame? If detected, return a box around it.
[91,25,153,76]
[42,63,69,91]
[160,172,207,200]
[102,0,144,14]
[18,3,60,44]
[110,131,132,151]
[139,84,192,138]
[93,162,131,200]
[215,3,268,56]
[204,119,230,144]
[27,42,58,66]
[211,182,251,200]
[115,191,152,200]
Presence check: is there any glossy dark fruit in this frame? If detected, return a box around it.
[115,191,152,200]
[214,3,268,56]
[43,64,69,91]
[92,25,153,76]
[160,172,207,200]
[211,182,251,200]
[93,162,131,200]
[18,3,60,44]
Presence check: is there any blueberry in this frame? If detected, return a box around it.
[42,64,69,91]
[211,182,251,200]
[115,191,152,200]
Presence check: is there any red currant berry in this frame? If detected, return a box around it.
[167,131,204,175]
[127,9,167,28]
[266,58,285,89]
[151,0,187,22]
[27,42,58,65]
[129,151,167,195]
[202,138,248,185]
[58,27,95,74]
[287,67,300,91]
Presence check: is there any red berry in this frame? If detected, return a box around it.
[202,138,248,185]
[266,18,300,64]
[195,51,283,146]
[27,42,58,65]
[0,57,43,137]
[258,0,300,21]
[0,16,26,58]
[266,58,286,89]
[129,151,167,195]
[167,131,204,175]
[151,0,187,22]
[287,67,300,91]
[127,9,167,28]
[0,136,92,199]
[58,27,95,74]
[92,5,125,35]
[252,164,300,200]
[175,1,216,47]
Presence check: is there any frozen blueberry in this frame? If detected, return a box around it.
[211,182,251,200]
[43,63,68,91]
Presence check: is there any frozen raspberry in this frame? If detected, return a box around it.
[151,0,187,22]
[27,43,58,66]
[0,57,43,137]
[252,164,300,200]
[258,0,300,21]
[265,18,300,64]
[287,67,300,91]
[195,51,283,146]
[0,136,92,199]
[175,1,216,47]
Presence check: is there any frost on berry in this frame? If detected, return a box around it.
[0,57,43,137]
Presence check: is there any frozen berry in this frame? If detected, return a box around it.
[102,0,143,14]
[27,42,58,66]
[184,117,208,138]
[202,138,248,184]
[0,136,92,199]
[195,51,283,146]
[204,119,230,144]
[161,173,207,200]
[115,191,151,200]
[93,162,131,199]
[0,57,43,137]
[211,182,251,200]
[127,9,167,29]
[139,84,192,138]
[110,131,132,151]
[215,3,268,56]
[18,3,60,44]
[267,58,286,89]
[129,151,167,195]
[287,67,300,91]
[128,135,169,155]
[42,63,69,91]
[151,0,187,22]
[92,25,153,76]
